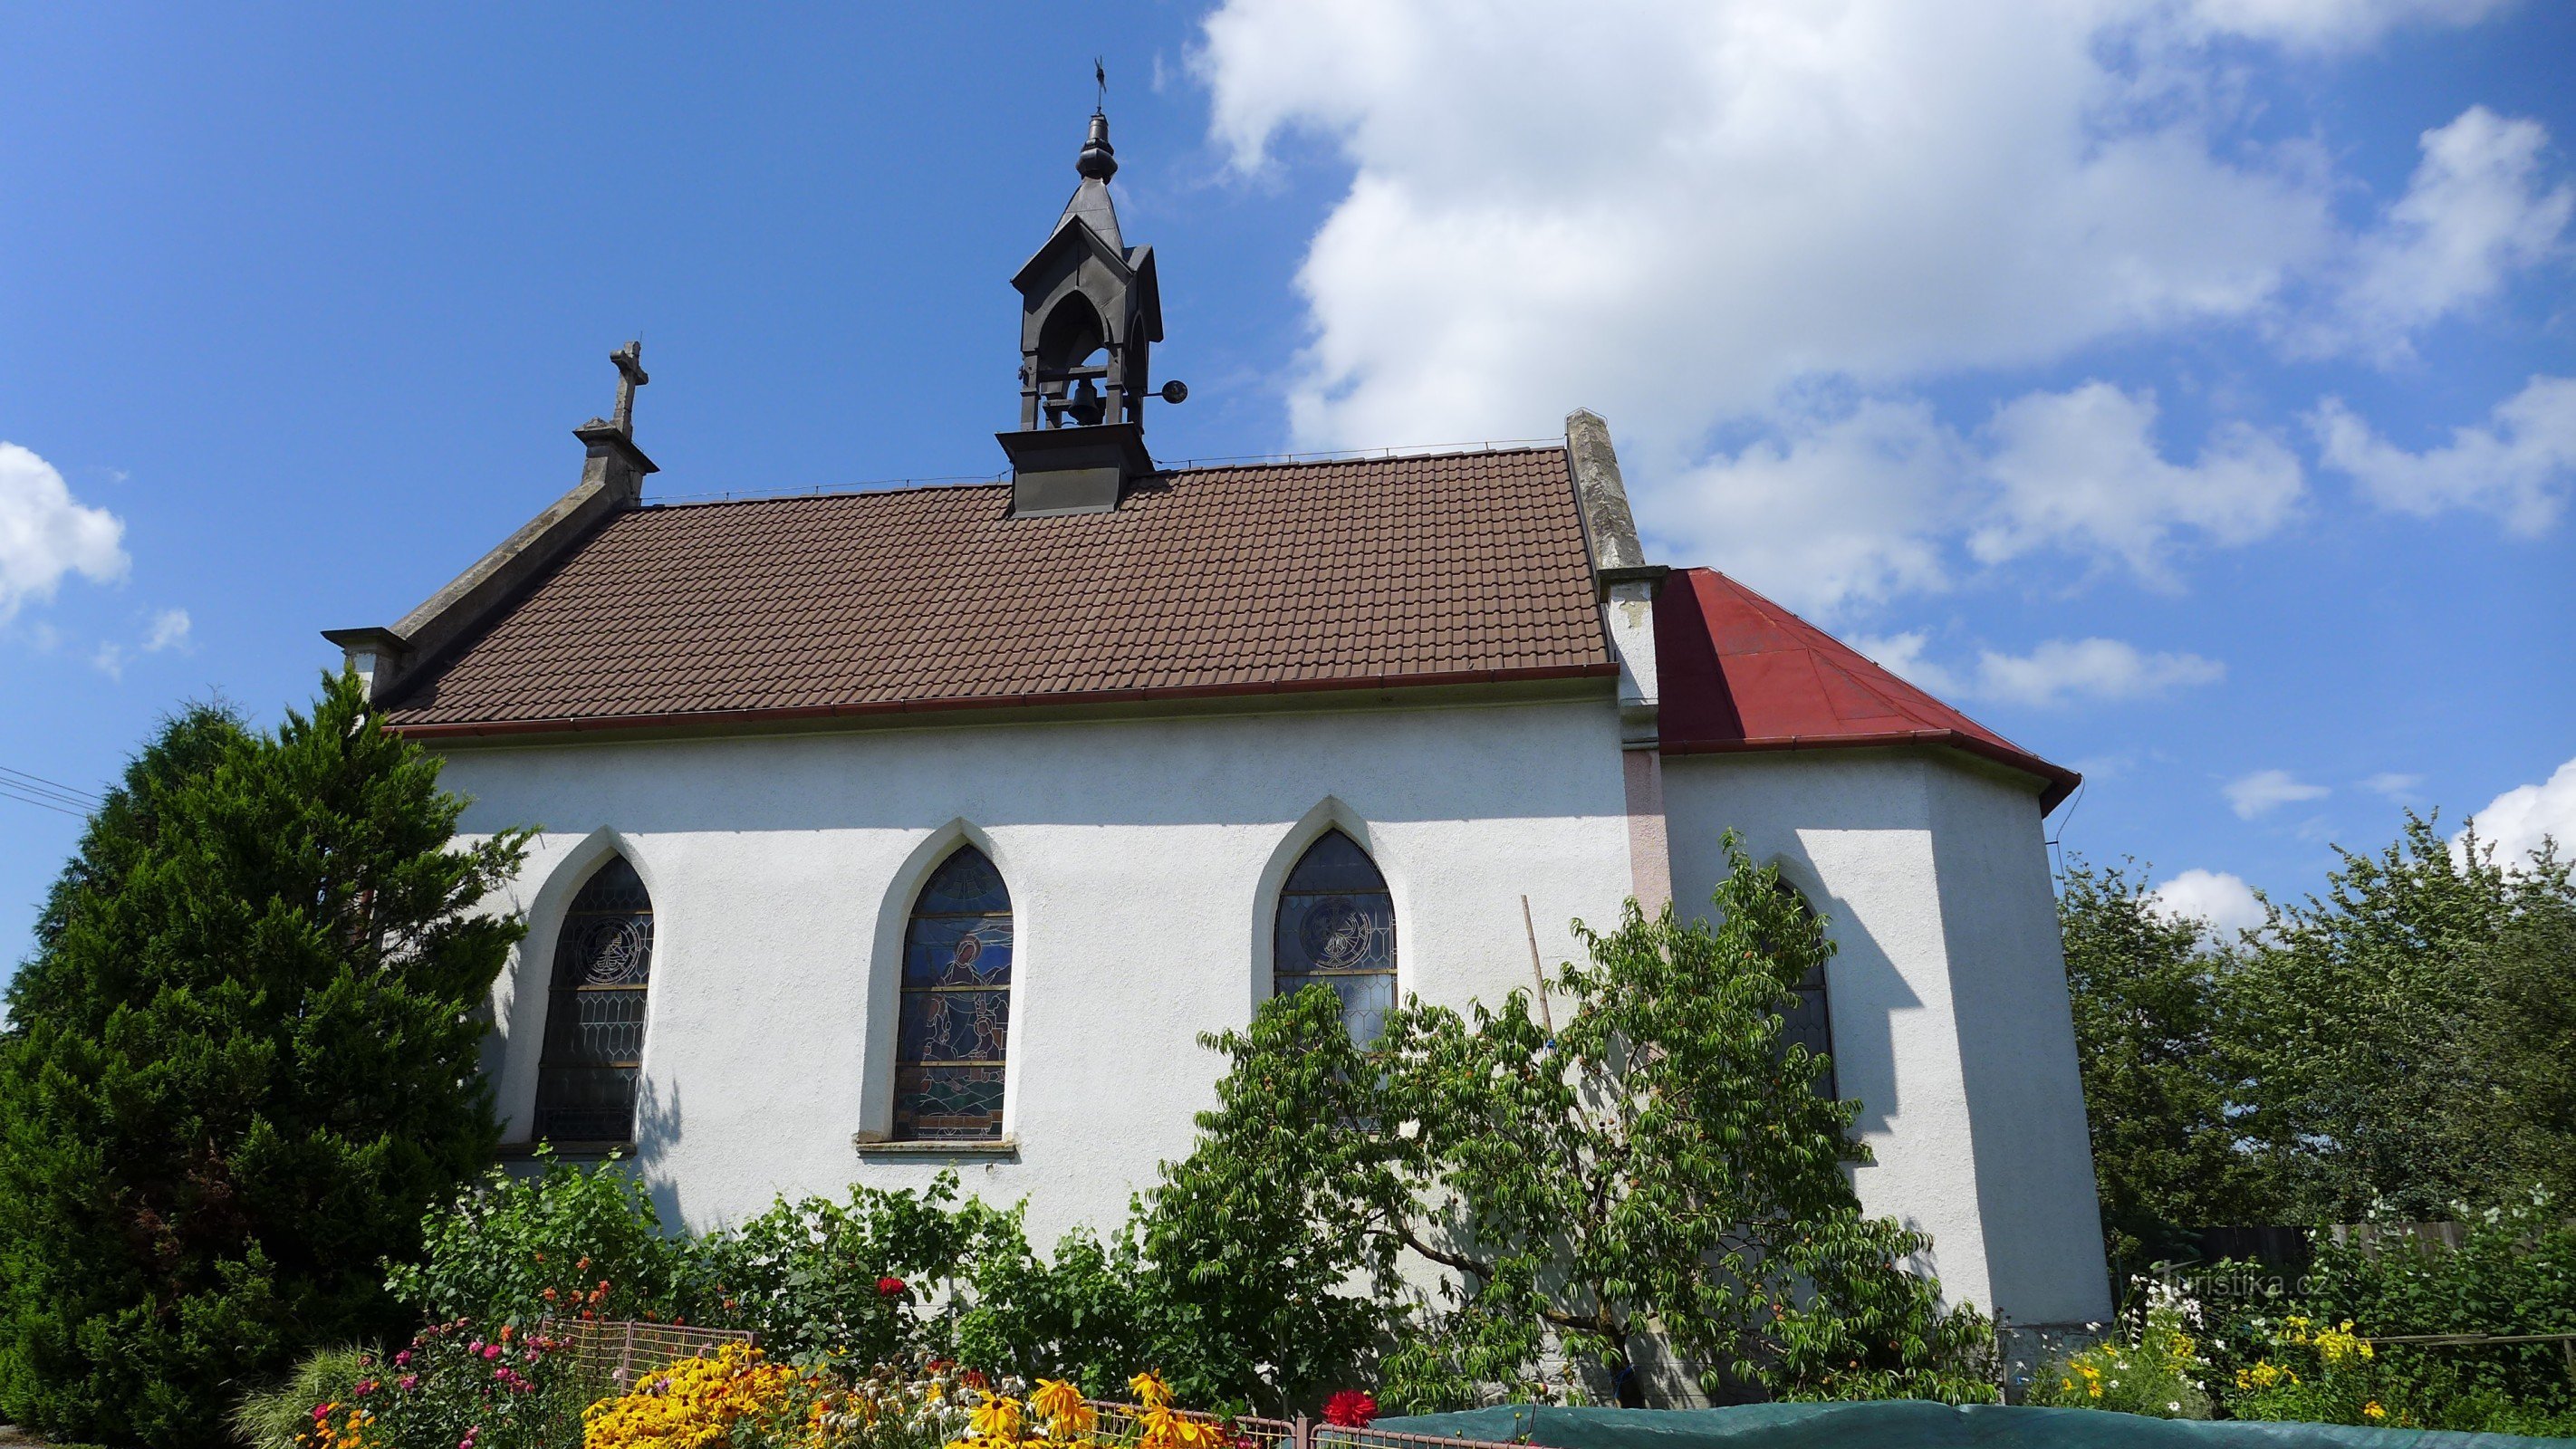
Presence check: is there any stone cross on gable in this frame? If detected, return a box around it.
[610,341,649,435]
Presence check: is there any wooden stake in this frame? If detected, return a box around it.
[1523,894,1556,1036]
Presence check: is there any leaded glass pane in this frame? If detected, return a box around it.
[1769,882,1837,1099]
[1283,830,1387,893]
[894,846,1013,1142]
[903,916,1014,987]
[1276,972,1397,1046]
[892,1064,1008,1142]
[918,850,1010,914]
[897,989,1011,1062]
[1274,830,1397,1046]
[1275,891,1396,974]
[535,856,655,1144]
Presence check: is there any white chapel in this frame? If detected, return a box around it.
[326,111,2112,1339]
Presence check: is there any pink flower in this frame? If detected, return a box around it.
[482,1344,502,1360]
[400,1376,420,1393]
[394,1350,413,1367]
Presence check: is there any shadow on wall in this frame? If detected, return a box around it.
[1668,838,1921,1141]
[633,1071,687,1236]
[437,705,1628,840]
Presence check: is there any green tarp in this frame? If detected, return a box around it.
[1374,1402,2573,1449]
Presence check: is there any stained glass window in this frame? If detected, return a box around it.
[1772,882,1838,1099]
[534,856,655,1143]
[894,846,1014,1141]
[1274,830,1397,1046]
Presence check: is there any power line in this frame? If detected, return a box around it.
[0,783,90,820]
[0,764,102,811]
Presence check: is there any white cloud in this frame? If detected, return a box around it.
[144,608,190,652]
[2363,771,2424,800]
[2331,108,2573,352]
[2150,867,2270,937]
[2315,375,2576,535]
[1653,382,2301,614]
[90,643,125,680]
[1970,383,2304,587]
[1851,631,2222,706]
[2225,767,2331,819]
[1651,398,1966,614]
[1198,0,2341,454]
[2184,0,2505,54]
[2460,756,2576,870]
[1969,637,2226,707]
[1192,2,2561,615]
[0,443,127,624]
[1845,630,1965,696]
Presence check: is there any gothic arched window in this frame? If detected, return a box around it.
[894,846,1014,1142]
[534,856,655,1143]
[1773,882,1838,1099]
[1274,830,1397,1045]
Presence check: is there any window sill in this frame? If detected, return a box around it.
[852,1135,1019,1159]
[498,1139,634,1160]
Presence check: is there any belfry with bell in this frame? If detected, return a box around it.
[995,99,1179,516]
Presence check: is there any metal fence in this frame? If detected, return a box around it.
[1084,1402,1524,1449]
[560,1319,756,1394]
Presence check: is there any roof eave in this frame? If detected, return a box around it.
[1660,728,2082,812]
[381,661,1623,743]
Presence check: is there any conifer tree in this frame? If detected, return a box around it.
[0,673,528,1449]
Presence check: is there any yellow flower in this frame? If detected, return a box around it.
[1031,1380,1096,1440]
[971,1396,1024,1444]
[2364,1402,2387,1422]
[1129,1371,1174,1410]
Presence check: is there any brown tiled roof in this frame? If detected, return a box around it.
[379,446,1614,734]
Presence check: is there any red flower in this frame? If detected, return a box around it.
[1322,1391,1377,1428]
[877,1276,908,1297]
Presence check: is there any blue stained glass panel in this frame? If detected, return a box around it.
[903,917,1015,987]
[898,989,1012,1063]
[893,1065,1007,1142]
[917,849,1010,914]
[894,846,1013,1142]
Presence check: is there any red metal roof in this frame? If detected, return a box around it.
[1654,567,2081,811]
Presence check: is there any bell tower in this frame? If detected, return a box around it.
[996,108,1174,516]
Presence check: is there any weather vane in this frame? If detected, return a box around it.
[1094,58,1106,112]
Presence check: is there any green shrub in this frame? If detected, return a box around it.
[2292,1193,2576,1423]
[2170,1199,2576,1432]
[692,1176,1026,1364]
[386,1147,688,1329]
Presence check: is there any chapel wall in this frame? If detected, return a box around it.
[435,696,1637,1252]
[1659,748,2111,1332]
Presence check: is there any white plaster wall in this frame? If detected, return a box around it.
[1661,749,2110,1329]
[1927,763,2115,1326]
[444,697,1638,1253]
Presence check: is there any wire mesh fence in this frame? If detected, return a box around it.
[560,1318,756,1396]
[1083,1402,1523,1449]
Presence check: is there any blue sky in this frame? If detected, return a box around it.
[2,1,2570,963]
